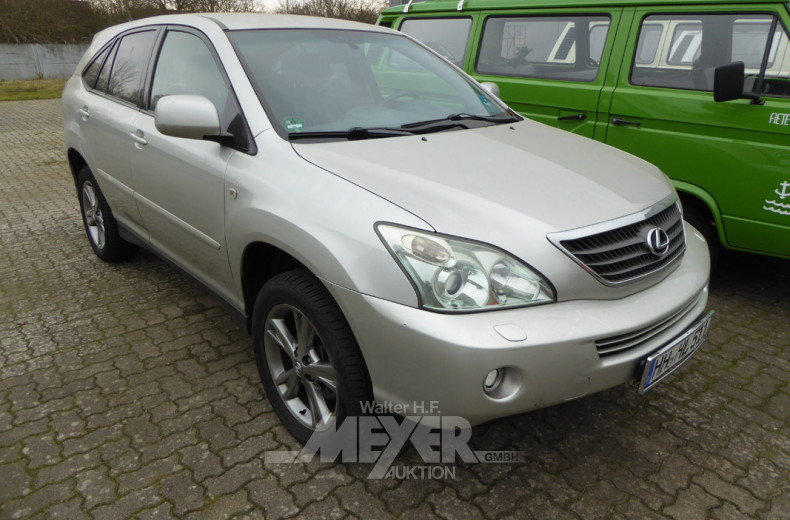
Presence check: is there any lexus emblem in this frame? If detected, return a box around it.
[645,227,670,256]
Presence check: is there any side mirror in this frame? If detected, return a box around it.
[480,81,500,98]
[713,62,763,104]
[713,62,745,102]
[155,95,220,140]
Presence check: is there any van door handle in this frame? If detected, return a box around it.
[558,113,586,121]
[612,118,642,127]
[130,130,148,146]
[79,107,90,120]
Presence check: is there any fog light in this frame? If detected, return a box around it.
[483,368,504,393]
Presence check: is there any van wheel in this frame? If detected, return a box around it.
[683,201,719,268]
[251,269,372,445]
[77,166,138,262]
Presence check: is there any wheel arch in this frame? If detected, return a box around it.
[673,180,727,246]
[67,148,89,193]
[240,241,307,333]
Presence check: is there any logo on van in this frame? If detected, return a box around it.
[763,181,790,216]
[645,227,670,256]
[768,113,790,126]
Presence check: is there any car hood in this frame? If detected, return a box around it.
[292,120,674,240]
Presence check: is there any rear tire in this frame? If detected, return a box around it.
[77,166,138,262]
[251,269,373,445]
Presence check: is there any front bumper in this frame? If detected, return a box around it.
[328,223,711,427]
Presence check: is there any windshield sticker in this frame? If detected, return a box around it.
[284,118,304,132]
[763,181,790,216]
[768,113,790,126]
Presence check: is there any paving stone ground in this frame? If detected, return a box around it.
[0,98,788,520]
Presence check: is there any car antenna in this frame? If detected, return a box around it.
[124,2,134,21]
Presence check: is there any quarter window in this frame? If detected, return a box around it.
[631,14,790,96]
[107,30,158,105]
[82,44,112,89]
[399,18,473,67]
[477,15,611,82]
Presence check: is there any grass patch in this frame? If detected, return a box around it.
[0,78,67,101]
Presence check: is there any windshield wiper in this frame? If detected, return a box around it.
[400,112,521,132]
[446,112,522,123]
[288,127,413,141]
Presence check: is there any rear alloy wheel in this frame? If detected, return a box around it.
[77,166,138,262]
[252,269,372,445]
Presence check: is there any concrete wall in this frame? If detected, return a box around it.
[0,44,89,81]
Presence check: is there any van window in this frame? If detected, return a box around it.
[477,16,611,82]
[399,18,472,67]
[762,24,790,97]
[636,24,663,64]
[631,14,790,94]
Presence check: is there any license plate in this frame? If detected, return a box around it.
[639,311,714,393]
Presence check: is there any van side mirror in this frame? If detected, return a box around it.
[155,95,221,140]
[713,62,763,105]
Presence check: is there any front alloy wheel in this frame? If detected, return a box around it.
[264,304,338,431]
[252,269,372,445]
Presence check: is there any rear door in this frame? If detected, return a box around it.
[469,8,625,137]
[77,29,159,237]
[605,5,790,257]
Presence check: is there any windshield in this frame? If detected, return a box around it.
[228,29,512,139]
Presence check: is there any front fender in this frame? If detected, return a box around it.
[223,131,430,310]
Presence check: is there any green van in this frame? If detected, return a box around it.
[378,0,790,260]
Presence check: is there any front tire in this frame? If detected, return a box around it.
[77,166,137,262]
[251,269,372,445]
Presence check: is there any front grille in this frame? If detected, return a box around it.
[595,294,702,356]
[549,199,685,286]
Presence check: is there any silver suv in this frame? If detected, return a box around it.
[62,14,711,444]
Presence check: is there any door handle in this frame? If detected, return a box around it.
[612,117,642,127]
[79,107,90,120]
[558,113,586,121]
[130,131,148,146]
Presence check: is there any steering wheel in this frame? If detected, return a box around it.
[381,90,422,107]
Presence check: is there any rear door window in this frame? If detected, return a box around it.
[95,41,118,94]
[107,30,158,106]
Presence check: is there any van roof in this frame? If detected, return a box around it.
[381,0,786,16]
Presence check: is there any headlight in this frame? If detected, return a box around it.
[376,224,555,312]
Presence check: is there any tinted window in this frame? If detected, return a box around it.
[399,18,473,67]
[477,16,611,82]
[631,14,789,93]
[149,31,232,126]
[95,41,118,93]
[82,44,111,89]
[107,30,157,105]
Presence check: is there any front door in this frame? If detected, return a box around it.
[130,27,241,302]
